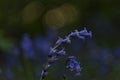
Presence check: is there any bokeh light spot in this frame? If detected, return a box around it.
[22,1,44,24]
[43,3,79,28]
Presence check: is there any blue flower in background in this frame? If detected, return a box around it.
[33,36,51,54]
[8,46,20,57]
[113,46,120,60]
[20,28,56,60]
[4,68,14,80]
[20,34,35,59]
[99,47,110,63]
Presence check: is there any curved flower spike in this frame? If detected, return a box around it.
[40,27,91,80]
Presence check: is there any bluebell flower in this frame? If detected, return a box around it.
[55,37,71,45]
[68,28,92,41]
[74,28,91,40]
[40,27,91,80]
[66,56,81,76]
[63,36,71,43]
[49,47,66,57]
[79,27,92,37]
[20,34,35,59]
[75,30,85,40]
[48,47,57,57]
[68,32,76,37]
[56,48,66,56]
[55,37,64,45]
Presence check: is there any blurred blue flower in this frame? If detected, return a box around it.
[5,47,20,71]
[8,46,20,57]
[4,68,14,80]
[113,46,120,60]
[20,34,35,59]
[98,47,110,63]
[33,36,51,54]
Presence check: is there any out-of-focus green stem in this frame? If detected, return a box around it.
[23,59,34,80]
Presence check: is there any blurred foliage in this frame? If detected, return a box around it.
[0,30,13,52]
